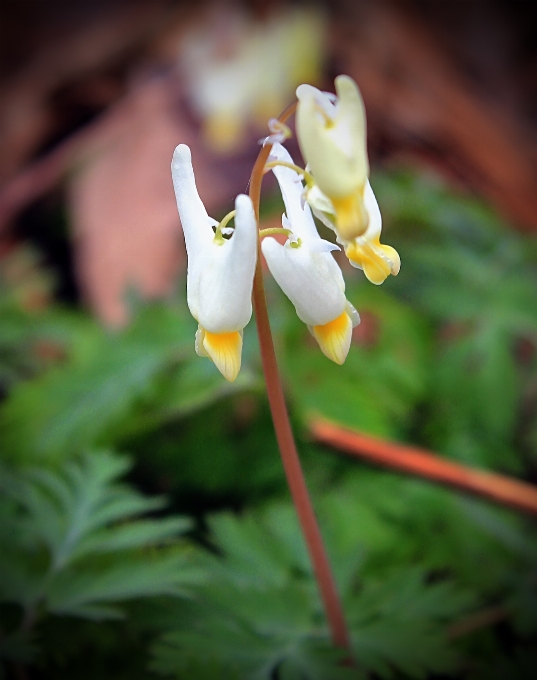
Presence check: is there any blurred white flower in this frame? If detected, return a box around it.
[179,6,325,153]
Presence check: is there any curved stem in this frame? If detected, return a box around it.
[215,209,236,240]
[263,160,314,187]
[258,227,293,239]
[249,102,352,653]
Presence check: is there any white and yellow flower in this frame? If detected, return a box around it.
[261,144,359,364]
[296,75,399,285]
[171,144,257,381]
[179,6,325,153]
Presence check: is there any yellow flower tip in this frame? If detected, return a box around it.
[201,329,242,382]
[331,191,369,241]
[311,311,353,365]
[203,113,243,154]
[346,239,400,286]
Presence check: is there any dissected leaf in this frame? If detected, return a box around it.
[152,497,472,679]
[0,450,198,621]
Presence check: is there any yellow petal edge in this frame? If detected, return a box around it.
[311,311,353,365]
[346,238,400,285]
[201,329,242,382]
[331,190,369,241]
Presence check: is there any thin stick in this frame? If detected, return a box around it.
[249,103,352,652]
[448,605,507,640]
[311,417,537,516]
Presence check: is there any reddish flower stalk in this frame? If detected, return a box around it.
[249,102,352,653]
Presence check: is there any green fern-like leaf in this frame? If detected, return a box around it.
[151,498,472,679]
[0,302,254,465]
[0,450,199,622]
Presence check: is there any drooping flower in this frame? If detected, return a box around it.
[171,144,257,381]
[295,75,399,285]
[261,144,359,364]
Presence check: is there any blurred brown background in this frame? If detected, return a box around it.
[1,0,536,324]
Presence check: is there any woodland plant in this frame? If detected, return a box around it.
[2,74,537,680]
[170,75,399,662]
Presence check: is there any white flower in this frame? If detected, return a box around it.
[296,75,369,242]
[261,144,359,364]
[171,144,257,381]
[178,6,325,153]
[296,75,400,284]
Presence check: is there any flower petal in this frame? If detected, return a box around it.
[362,180,382,240]
[311,311,353,365]
[171,145,214,255]
[199,327,242,382]
[196,194,257,333]
[171,144,216,321]
[346,238,400,285]
[270,144,320,242]
[296,77,368,199]
[331,190,370,241]
[261,237,346,326]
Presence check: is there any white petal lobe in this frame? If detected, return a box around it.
[270,144,319,242]
[261,238,346,326]
[196,194,257,333]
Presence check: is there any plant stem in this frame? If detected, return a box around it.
[258,227,292,239]
[214,209,236,241]
[249,103,352,653]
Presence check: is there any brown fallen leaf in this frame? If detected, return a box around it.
[68,75,257,326]
[0,1,172,182]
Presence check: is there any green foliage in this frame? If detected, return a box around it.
[127,395,288,510]
[374,171,537,470]
[2,168,537,677]
[151,491,475,679]
[282,282,431,438]
[0,247,63,389]
[468,644,537,680]
[0,300,255,466]
[0,450,199,672]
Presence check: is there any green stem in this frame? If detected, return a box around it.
[264,160,314,187]
[214,209,237,243]
[249,102,352,655]
[258,227,292,239]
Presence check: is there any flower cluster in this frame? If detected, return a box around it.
[171,76,399,381]
[296,76,400,285]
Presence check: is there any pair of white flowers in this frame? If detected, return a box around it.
[171,76,400,382]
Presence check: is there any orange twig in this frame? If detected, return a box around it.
[310,417,537,516]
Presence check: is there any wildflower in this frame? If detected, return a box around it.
[261,144,359,364]
[296,75,399,284]
[179,6,325,153]
[171,144,257,381]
